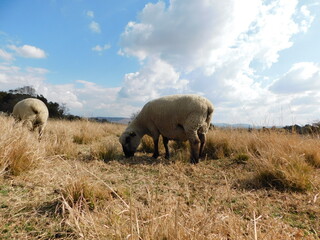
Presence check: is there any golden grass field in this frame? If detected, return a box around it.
[0,115,320,239]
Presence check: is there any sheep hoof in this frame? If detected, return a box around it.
[190,158,199,164]
[152,153,159,159]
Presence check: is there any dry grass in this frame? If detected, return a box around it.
[1,115,320,239]
[0,116,44,176]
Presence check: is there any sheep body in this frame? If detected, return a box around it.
[119,94,214,163]
[12,98,49,138]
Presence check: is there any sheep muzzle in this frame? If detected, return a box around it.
[122,146,135,158]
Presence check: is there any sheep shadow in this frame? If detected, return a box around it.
[107,154,173,166]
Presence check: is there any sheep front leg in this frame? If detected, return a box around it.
[163,136,170,159]
[152,136,159,158]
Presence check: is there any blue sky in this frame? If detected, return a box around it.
[0,0,320,125]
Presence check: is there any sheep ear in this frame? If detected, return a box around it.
[129,131,136,137]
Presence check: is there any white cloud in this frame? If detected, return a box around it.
[0,49,14,61]
[299,5,315,32]
[86,10,94,18]
[1,0,317,125]
[8,44,47,58]
[0,62,138,117]
[118,0,316,125]
[269,62,320,94]
[92,44,111,53]
[26,67,49,75]
[118,58,189,103]
[0,63,83,110]
[122,0,313,73]
[89,21,101,33]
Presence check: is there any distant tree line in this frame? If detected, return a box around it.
[282,123,320,135]
[0,86,81,120]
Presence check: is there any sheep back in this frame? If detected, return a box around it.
[136,94,213,140]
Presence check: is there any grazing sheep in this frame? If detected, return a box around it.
[119,94,214,164]
[12,98,49,138]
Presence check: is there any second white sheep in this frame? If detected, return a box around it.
[12,98,49,138]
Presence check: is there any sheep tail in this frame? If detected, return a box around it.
[31,106,39,115]
[206,104,214,127]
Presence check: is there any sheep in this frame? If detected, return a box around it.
[119,94,214,164]
[12,98,49,139]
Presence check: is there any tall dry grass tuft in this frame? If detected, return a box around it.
[205,129,317,191]
[72,120,102,144]
[43,120,79,158]
[251,154,313,191]
[204,129,245,159]
[0,116,44,176]
[246,131,315,191]
[304,151,320,168]
[298,138,320,168]
[43,120,122,159]
[59,177,112,212]
[90,140,121,162]
[54,175,119,239]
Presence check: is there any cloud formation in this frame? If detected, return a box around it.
[118,58,189,103]
[89,21,101,33]
[8,45,47,58]
[270,62,320,94]
[118,0,316,125]
[92,44,111,53]
[86,10,94,18]
[0,49,14,61]
[0,0,318,125]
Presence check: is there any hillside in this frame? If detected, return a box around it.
[0,115,320,239]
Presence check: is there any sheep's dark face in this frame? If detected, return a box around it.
[119,131,140,158]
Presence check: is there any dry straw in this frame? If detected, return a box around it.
[0,115,44,176]
[1,117,320,239]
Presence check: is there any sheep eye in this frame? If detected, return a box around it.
[129,132,136,137]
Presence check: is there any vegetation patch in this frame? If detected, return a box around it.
[0,117,320,239]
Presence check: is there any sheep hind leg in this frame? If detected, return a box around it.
[188,136,200,164]
[163,136,170,159]
[198,132,206,158]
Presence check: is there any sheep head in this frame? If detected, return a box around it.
[119,131,141,158]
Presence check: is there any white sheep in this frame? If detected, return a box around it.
[119,94,214,163]
[12,98,49,138]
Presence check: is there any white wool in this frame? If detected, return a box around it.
[12,98,49,138]
[119,94,214,162]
